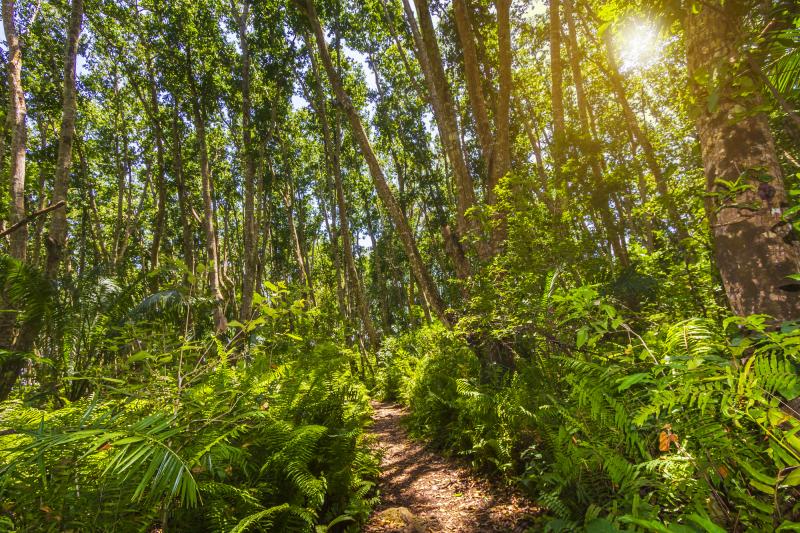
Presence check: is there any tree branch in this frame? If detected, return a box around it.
[0,201,66,239]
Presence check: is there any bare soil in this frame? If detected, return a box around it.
[363,401,539,533]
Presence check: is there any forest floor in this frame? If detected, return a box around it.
[363,401,539,533]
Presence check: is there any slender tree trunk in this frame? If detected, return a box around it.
[452,0,493,166]
[550,0,566,185]
[362,198,390,331]
[403,0,481,261]
[171,104,195,274]
[3,0,28,261]
[145,67,168,275]
[321,190,349,322]
[236,0,258,322]
[582,17,688,242]
[306,36,378,348]
[685,1,800,320]
[491,0,511,194]
[333,125,378,350]
[283,179,315,305]
[187,54,227,333]
[31,121,47,268]
[45,0,84,279]
[302,0,450,326]
[564,0,628,266]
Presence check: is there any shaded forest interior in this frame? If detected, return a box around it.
[1,0,800,531]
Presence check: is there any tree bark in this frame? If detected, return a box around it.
[3,0,28,261]
[45,0,84,278]
[187,52,227,333]
[549,0,566,182]
[686,1,800,320]
[171,104,195,275]
[235,0,258,322]
[564,0,628,267]
[404,0,480,261]
[301,0,450,326]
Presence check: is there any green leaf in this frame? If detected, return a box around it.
[586,518,623,533]
[687,514,727,533]
[617,373,651,392]
[781,467,800,487]
[577,327,589,348]
[264,281,280,292]
[128,350,153,363]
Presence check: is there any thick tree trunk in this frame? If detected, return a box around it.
[3,0,28,261]
[236,0,258,322]
[302,0,450,326]
[452,0,492,167]
[686,1,800,320]
[45,0,83,279]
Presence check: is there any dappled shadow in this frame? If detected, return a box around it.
[364,402,539,533]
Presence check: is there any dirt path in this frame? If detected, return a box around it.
[364,401,538,533]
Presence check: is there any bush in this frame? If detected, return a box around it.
[0,336,379,532]
[379,287,800,531]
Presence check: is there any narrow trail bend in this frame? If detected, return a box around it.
[364,401,538,533]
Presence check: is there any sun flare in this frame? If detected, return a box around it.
[615,20,662,71]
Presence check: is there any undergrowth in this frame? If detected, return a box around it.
[0,274,379,532]
[376,286,800,532]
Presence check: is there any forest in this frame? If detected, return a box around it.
[0,0,799,530]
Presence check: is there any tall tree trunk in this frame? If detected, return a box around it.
[45,0,84,279]
[549,0,566,183]
[564,0,628,266]
[491,0,511,194]
[332,124,378,350]
[452,0,492,167]
[577,11,689,243]
[171,104,195,274]
[306,35,378,348]
[301,0,450,326]
[145,67,168,275]
[236,0,258,322]
[283,177,316,306]
[187,54,227,333]
[685,1,800,320]
[403,0,481,262]
[3,0,28,261]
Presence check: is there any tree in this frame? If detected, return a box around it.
[685,0,800,320]
[45,0,85,279]
[3,0,28,261]
[299,0,450,326]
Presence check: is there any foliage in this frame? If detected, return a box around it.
[0,293,378,532]
[379,289,800,531]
